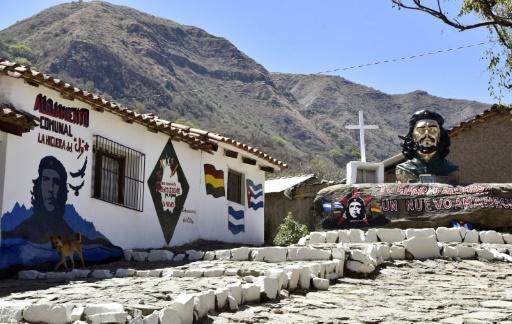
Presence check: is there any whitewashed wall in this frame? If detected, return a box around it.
[0,75,267,251]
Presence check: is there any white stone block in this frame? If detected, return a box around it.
[242,284,260,303]
[335,259,344,276]
[132,251,148,262]
[319,262,327,278]
[169,293,194,324]
[463,229,480,243]
[326,231,339,243]
[0,301,29,322]
[442,245,459,258]
[346,260,375,274]
[308,263,321,278]
[298,266,311,289]
[436,227,462,243]
[71,269,90,278]
[365,228,378,242]
[183,269,203,278]
[203,251,216,261]
[84,303,124,317]
[297,236,308,245]
[148,250,174,262]
[502,233,512,244]
[186,250,204,261]
[350,249,374,266]
[115,268,136,278]
[376,228,405,243]
[376,244,390,261]
[263,247,287,263]
[141,311,159,324]
[456,245,476,259]
[389,245,406,260]
[286,247,299,261]
[255,276,280,299]
[231,247,250,261]
[476,248,495,260]
[480,231,505,244]
[158,308,182,324]
[338,230,350,243]
[324,261,336,276]
[264,268,287,289]
[23,304,74,324]
[162,269,185,278]
[173,254,186,262]
[71,306,84,322]
[215,288,230,310]
[312,277,329,290]
[203,268,224,277]
[123,249,133,261]
[309,231,326,244]
[226,283,242,305]
[249,248,265,261]
[224,269,238,276]
[87,312,128,324]
[91,270,113,279]
[365,244,379,266]
[45,272,71,279]
[193,290,215,319]
[215,249,231,261]
[227,296,238,311]
[148,269,162,277]
[349,229,365,243]
[18,270,40,280]
[331,247,346,260]
[295,247,331,261]
[403,235,440,259]
[284,266,300,290]
[136,270,151,277]
[405,228,436,239]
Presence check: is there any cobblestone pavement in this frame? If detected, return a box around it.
[2,259,512,323]
[212,259,512,323]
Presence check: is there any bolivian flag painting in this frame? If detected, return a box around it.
[204,164,225,198]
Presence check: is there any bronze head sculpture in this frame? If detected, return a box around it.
[396,110,458,183]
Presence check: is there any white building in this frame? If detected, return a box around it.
[0,58,285,273]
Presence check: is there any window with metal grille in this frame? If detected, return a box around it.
[92,135,145,211]
[227,169,244,204]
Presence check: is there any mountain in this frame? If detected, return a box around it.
[0,1,489,179]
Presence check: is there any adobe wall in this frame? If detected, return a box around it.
[449,113,512,184]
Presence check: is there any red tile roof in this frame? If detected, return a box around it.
[0,103,39,136]
[0,58,287,168]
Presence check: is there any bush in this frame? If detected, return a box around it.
[273,212,309,246]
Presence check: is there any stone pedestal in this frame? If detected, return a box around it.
[315,183,512,230]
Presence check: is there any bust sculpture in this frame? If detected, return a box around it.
[396,110,458,183]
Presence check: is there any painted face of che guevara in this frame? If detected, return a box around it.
[412,119,440,161]
[348,201,362,219]
[41,168,61,212]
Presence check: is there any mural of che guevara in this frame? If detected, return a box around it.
[0,155,122,272]
[396,110,458,183]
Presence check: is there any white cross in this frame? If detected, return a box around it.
[345,111,379,162]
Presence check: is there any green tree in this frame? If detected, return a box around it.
[392,0,512,99]
[273,212,309,246]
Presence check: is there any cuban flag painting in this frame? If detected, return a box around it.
[228,206,245,235]
[246,179,264,210]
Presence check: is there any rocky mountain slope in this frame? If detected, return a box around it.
[0,1,489,178]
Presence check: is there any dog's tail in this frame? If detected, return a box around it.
[76,232,82,243]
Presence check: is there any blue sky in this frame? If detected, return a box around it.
[0,0,505,104]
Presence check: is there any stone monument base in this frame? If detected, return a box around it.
[315,183,512,231]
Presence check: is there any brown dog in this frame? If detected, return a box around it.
[50,232,85,271]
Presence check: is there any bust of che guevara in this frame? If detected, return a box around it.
[396,110,458,183]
